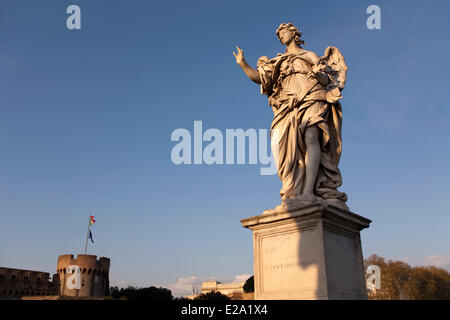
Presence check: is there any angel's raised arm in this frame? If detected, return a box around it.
[233,46,261,84]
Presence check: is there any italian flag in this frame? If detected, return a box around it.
[89,215,96,226]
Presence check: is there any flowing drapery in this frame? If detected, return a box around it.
[258,52,347,202]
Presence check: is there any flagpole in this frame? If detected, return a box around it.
[84,215,91,254]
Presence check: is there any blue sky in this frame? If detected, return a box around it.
[1,0,449,296]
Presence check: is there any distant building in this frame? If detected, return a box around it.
[1,253,111,300]
[0,267,60,299]
[186,280,254,300]
[201,280,246,296]
[56,254,110,298]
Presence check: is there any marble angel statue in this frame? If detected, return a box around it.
[233,23,349,212]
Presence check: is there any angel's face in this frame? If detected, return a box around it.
[278,28,295,45]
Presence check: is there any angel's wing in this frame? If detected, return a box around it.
[319,46,348,104]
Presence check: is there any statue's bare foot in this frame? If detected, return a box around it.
[263,193,320,214]
[263,202,288,214]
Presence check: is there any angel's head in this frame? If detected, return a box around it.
[276,23,305,47]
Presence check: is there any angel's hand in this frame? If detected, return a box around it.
[312,62,327,74]
[308,66,321,79]
[307,71,317,80]
[311,64,321,74]
[233,46,246,65]
[308,66,329,85]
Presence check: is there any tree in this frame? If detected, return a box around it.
[243,275,254,293]
[109,286,121,299]
[193,291,230,300]
[364,254,450,300]
[108,286,173,300]
[405,266,450,300]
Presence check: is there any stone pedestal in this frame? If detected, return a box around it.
[241,203,371,300]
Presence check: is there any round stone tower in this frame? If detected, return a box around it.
[57,254,110,298]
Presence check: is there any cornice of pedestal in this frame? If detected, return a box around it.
[241,201,371,232]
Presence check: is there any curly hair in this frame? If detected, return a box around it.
[276,23,306,47]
